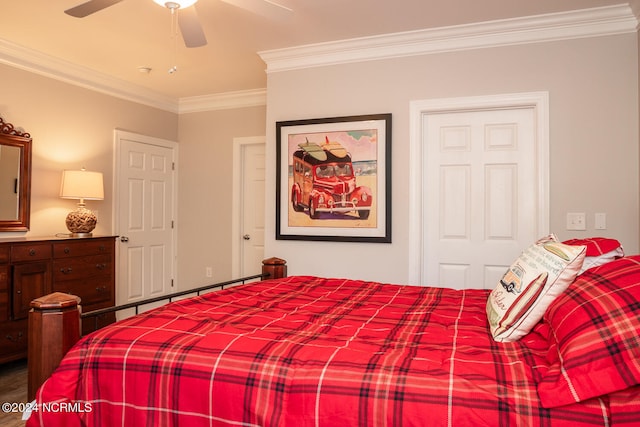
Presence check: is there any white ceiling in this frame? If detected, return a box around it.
[1,0,638,106]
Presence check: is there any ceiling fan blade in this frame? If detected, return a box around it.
[221,0,292,20]
[178,7,207,48]
[64,0,125,18]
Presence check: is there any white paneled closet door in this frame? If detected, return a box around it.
[424,107,539,289]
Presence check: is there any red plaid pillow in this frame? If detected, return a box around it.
[563,237,622,257]
[537,255,640,407]
[563,237,624,273]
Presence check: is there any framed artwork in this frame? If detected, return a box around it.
[276,113,391,242]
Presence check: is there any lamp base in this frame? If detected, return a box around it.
[69,232,93,238]
[66,207,97,236]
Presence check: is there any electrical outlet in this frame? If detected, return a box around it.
[205,267,213,278]
[566,212,586,231]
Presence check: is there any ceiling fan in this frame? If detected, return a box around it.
[64,0,292,48]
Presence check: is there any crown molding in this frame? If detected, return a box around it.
[178,88,267,113]
[0,38,180,113]
[0,38,268,113]
[1,5,636,111]
[259,4,638,73]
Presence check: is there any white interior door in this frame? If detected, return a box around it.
[409,92,549,288]
[232,137,265,277]
[423,108,538,288]
[115,130,177,306]
[425,108,535,289]
[241,143,265,276]
[416,96,548,289]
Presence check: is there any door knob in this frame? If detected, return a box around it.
[120,236,129,242]
[243,234,251,240]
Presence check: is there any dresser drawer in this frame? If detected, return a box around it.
[53,254,112,282]
[0,265,8,322]
[0,265,7,291]
[53,275,113,306]
[11,243,52,262]
[0,245,9,263]
[0,319,28,362]
[53,239,113,259]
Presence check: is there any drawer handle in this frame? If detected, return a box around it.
[96,263,106,270]
[60,267,73,274]
[29,248,36,256]
[95,286,107,293]
[64,247,71,254]
[6,332,23,342]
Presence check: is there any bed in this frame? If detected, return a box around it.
[26,240,640,426]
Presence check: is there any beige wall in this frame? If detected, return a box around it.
[0,63,178,240]
[177,106,266,288]
[0,61,267,291]
[2,31,638,289]
[265,34,639,283]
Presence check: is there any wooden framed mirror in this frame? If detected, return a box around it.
[0,117,32,231]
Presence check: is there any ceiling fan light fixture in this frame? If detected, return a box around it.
[153,0,197,9]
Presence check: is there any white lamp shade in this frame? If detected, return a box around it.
[60,170,104,200]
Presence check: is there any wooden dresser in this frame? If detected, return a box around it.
[0,235,117,364]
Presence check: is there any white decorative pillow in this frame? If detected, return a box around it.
[486,234,586,342]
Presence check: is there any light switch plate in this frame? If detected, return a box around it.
[566,212,586,230]
[595,213,606,230]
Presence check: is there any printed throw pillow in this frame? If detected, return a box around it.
[486,234,586,342]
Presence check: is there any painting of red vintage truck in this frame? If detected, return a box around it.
[290,136,372,220]
[276,114,390,242]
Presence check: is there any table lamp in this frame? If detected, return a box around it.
[60,168,104,237]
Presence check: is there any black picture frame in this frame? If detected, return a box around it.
[276,114,391,243]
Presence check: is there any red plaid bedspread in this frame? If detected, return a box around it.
[28,276,639,426]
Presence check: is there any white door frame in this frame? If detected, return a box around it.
[112,129,179,292]
[231,135,266,278]
[408,92,550,285]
